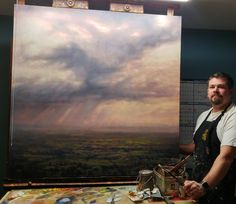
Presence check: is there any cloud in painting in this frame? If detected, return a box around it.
[12,5,181,132]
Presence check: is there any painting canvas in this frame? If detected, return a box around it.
[8,4,182,182]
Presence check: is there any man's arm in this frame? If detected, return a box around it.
[203,145,236,187]
[179,143,195,155]
[184,145,236,200]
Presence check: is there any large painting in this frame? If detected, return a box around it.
[8,4,182,182]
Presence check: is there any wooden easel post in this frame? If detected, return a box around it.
[17,0,25,5]
[167,7,175,16]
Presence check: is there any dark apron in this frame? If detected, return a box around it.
[193,105,236,204]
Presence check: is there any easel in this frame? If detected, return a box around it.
[16,0,176,16]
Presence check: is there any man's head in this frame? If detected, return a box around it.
[207,72,234,110]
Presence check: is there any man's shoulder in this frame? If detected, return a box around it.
[199,108,212,117]
[221,103,236,124]
[196,108,212,123]
[225,103,236,115]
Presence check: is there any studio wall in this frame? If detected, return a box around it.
[181,29,236,102]
[0,15,13,197]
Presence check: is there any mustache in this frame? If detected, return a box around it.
[212,93,222,97]
[211,93,223,98]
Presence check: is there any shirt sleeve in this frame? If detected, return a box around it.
[220,111,236,147]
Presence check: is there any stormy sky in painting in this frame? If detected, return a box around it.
[11,5,181,133]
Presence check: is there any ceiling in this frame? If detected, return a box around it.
[1,0,236,31]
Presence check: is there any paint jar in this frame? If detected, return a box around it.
[137,169,154,191]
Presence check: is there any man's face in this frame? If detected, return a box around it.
[208,77,233,107]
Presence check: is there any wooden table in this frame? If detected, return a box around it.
[0,185,196,204]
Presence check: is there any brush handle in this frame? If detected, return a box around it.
[169,154,192,173]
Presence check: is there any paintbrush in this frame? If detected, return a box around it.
[169,154,192,173]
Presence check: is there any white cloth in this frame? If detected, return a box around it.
[194,103,236,147]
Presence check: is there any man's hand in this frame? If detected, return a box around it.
[183,180,206,200]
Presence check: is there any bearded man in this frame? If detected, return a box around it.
[180,72,236,204]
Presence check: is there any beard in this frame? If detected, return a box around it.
[210,94,223,105]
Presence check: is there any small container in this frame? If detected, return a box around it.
[137,169,154,191]
[153,165,185,196]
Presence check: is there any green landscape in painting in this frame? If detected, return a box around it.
[9,128,178,180]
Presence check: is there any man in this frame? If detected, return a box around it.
[180,72,236,204]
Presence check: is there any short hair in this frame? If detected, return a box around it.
[208,72,234,89]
